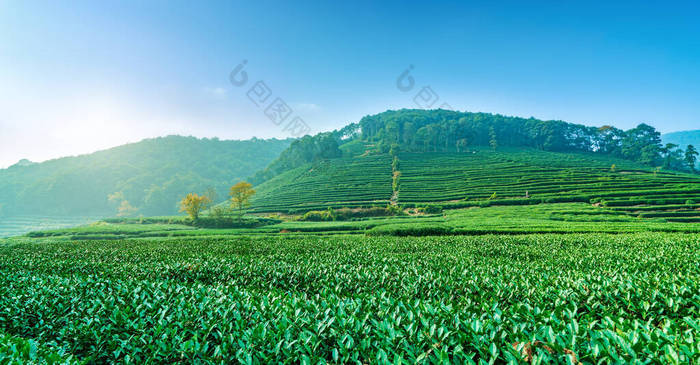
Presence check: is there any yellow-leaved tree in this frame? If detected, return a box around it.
[230,181,256,221]
[179,193,211,220]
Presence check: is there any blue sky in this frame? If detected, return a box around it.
[1,0,699,168]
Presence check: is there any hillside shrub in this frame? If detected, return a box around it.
[417,205,443,214]
[299,207,399,222]
[191,216,280,229]
[102,216,188,225]
[366,223,453,236]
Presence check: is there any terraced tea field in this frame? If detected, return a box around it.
[398,150,643,201]
[253,148,700,224]
[0,234,698,363]
[16,202,700,241]
[252,154,393,213]
[398,150,698,201]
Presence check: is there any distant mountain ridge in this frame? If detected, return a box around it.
[663,130,700,149]
[9,159,36,168]
[0,135,292,216]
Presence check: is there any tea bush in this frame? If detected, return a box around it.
[0,234,698,363]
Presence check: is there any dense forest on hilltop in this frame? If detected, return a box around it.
[358,110,696,168]
[0,136,292,217]
[254,109,698,183]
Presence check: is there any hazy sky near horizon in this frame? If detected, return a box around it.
[1,0,699,168]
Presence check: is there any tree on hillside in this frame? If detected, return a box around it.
[179,193,211,220]
[425,124,440,151]
[336,122,360,141]
[489,126,498,150]
[389,143,400,157]
[402,122,416,146]
[456,138,469,152]
[622,123,662,166]
[385,121,400,144]
[230,181,256,221]
[595,126,624,156]
[414,127,430,151]
[686,145,699,172]
[316,133,343,159]
[661,143,680,169]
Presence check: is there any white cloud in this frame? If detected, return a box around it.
[291,102,321,113]
[202,86,228,100]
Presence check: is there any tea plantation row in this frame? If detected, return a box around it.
[251,155,393,213]
[249,148,700,224]
[0,233,698,363]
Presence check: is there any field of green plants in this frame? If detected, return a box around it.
[398,150,700,221]
[15,202,700,242]
[251,155,393,213]
[249,148,700,225]
[0,233,698,363]
[3,147,700,363]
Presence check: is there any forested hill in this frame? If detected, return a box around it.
[0,136,292,217]
[252,109,699,183]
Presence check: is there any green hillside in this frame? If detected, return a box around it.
[251,154,393,213]
[251,110,697,198]
[244,110,700,224]
[0,136,292,217]
[251,147,700,223]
